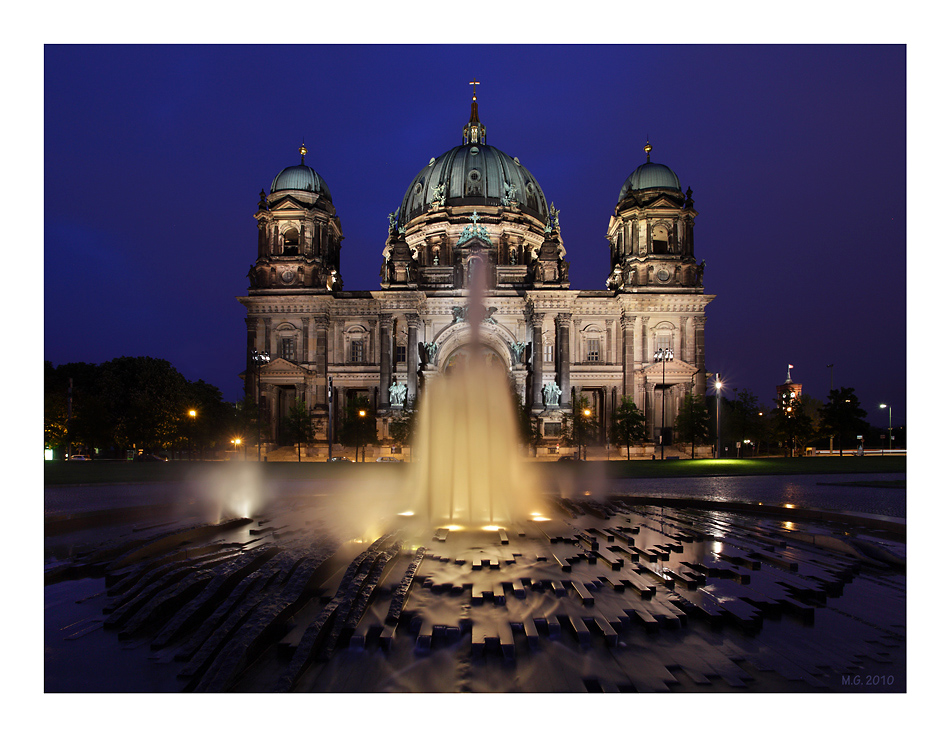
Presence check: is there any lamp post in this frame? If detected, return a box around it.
[826,364,834,454]
[252,349,270,461]
[879,403,892,452]
[358,408,367,462]
[583,407,591,460]
[327,376,334,461]
[188,409,197,460]
[715,374,723,459]
[653,348,674,460]
[232,437,245,461]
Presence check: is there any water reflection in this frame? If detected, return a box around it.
[607,474,905,518]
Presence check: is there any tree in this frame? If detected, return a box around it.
[389,408,416,448]
[728,389,759,458]
[675,391,710,459]
[559,394,597,459]
[512,391,542,455]
[774,388,815,457]
[338,395,377,461]
[45,357,240,459]
[819,387,870,456]
[284,398,316,461]
[609,396,646,460]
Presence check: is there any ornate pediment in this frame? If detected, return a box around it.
[260,357,308,377]
[641,356,697,381]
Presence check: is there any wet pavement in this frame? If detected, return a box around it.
[44,470,906,693]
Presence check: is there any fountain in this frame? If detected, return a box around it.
[406,358,542,528]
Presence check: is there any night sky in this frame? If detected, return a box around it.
[43,43,907,424]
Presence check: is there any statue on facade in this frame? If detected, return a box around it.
[388,211,399,234]
[558,257,570,281]
[543,383,562,406]
[423,341,439,365]
[509,248,517,265]
[389,382,407,407]
[606,264,623,290]
[697,259,705,285]
[326,269,343,291]
[532,260,544,282]
[452,305,468,324]
[430,181,446,209]
[501,180,518,207]
[510,341,527,364]
[258,189,268,211]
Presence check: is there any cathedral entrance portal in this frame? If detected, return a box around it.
[442,343,507,374]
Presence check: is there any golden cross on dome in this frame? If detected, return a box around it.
[644,137,652,162]
[299,140,308,164]
[469,78,480,100]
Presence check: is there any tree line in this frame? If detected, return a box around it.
[45,357,247,459]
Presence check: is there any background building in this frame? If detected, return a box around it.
[239,90,714,456]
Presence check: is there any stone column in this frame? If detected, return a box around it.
[694,316,707,392]
[530,312,545,410]
[645,381,656,442]
[263,317,273,358]
[685,316,695,364]
[621,314,637,398]
[313,313,329,411]
[556,313,572,409]
[407,313,420,406]
[379,315,393,409]
[633,315,643,365]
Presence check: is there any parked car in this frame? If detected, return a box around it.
[557,455,579,462]
[328,456,353,462]
[69,454,89,461]
[375,457,403,463]
[133,453,168,462]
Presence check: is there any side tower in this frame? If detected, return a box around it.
[248,142,344,293]
[239,143,342,452]
[606,142,714,448]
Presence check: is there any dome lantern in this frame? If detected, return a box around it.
[463,77,486,145]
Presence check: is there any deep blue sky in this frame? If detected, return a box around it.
[43,44,906,424]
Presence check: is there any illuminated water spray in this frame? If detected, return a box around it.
[403,234,542,527]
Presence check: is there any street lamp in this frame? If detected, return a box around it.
[715,374,723,459]
[188,409,197,460]
[653,348,674,460]
[232,437,245,461]
[582,407,592,460]
[358,408,367,462]
[251,349,271,461]
[327,376,334,461]
[879,404,892,452]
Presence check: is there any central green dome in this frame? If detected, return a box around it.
[399,143,549,224]
[399,91,549,226]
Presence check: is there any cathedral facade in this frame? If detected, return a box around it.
[238,91,714,456]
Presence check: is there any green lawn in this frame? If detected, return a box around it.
[44,455,904,486]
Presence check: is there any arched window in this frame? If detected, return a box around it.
[652,321,675,358]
